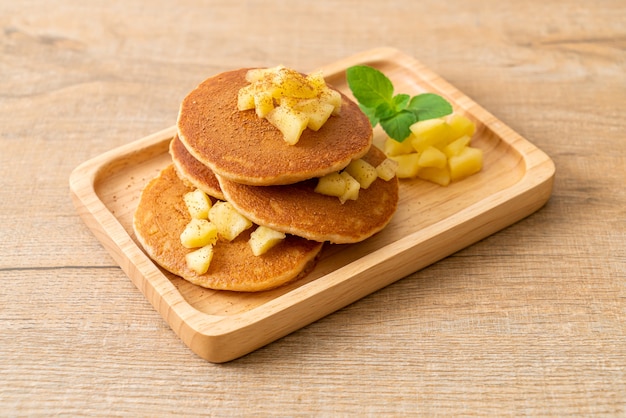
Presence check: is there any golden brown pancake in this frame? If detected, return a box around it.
[177,68,373,186]
[218,146,399,244]
[133,165,324,292]
[169,135,225,200]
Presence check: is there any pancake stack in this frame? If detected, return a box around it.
[133,67,399,292]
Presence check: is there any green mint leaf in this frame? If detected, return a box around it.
[358,104,379,126]
[380,111,417,142]
[346,65,394,108]
[347,65,454,143]
[407,93,453,121]
[392,94,410,111]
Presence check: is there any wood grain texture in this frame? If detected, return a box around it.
[1,0,625,415]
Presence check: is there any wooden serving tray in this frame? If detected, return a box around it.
[70,47,555,363]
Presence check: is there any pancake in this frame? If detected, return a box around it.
[133,165,324,292]
[169,135,225,200]
[218,146,399,244]
[177,68,373,186]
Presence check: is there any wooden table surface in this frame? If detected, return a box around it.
[2,0,624,415]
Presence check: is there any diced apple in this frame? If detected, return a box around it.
[180,218,218,249]
[185,245,214,275]
[294,99,335,131]
[253,91,275,118]
[446,114,476,140]
[273,68,318,99]
[418,146,447,169]
[245,65,284,83]
[376,158,399,181]
[389,153,421,178]
[417,167,451,187]
[344,158,378,189]
[266,106,309,145]
[237,84,256,111]
[183,189,212,219]
[339,171,360,203]
[305,70,327,93]
[249,226,286,256]
[409,118,450,152]
[208,201,253,241]
[314,172,346,197]
[384,136,414,157]
[319,88,342,115]
[443,135,472,158]
[448,146,483,181]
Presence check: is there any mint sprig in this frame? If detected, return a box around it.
[346,65,453,142]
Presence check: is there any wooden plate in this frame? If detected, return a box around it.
[70,47,555,363]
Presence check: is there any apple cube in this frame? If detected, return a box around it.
[185,245,214,275]
[410,118,450,152]
[183,189,212,219]
[446,114,476,140]
[449,146,483,181]
[345,158,378,189]
[314,172,346,197]
[389,153,421,178]
[443,135,472,158]
[253,91,275,118]
[319,88,342,115]
[384,136,414,157]
[249,226,286,256]
[295,99,335,131]
[339,171,360,203]
[418,146,447,169]
[417,167,451,187]
[266,106,309,145]
[208,201,253,241]
[180,218,218,249]
[376,158,399,181]
[273,68,318,99]
[237,84,256,111]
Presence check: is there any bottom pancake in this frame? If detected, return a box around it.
[218,145,399,244]
[133,165,323,292]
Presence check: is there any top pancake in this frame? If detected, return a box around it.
[177,68,373,186]
[217,145,399,244]
[132,164,323,292]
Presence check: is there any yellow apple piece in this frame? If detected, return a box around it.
[314,172,346,197]
[417,146,447,169]
[249,226,286,256]
[409,118,450,152]
[245,65,284,83]
[443,135,472,158]
[294,99,335,131]
[417,167,451,187]
[448,146,483,181]
[319,88,342,115]
[208,201,253,241]
[376,158,399,181]
[185,245,214,275]
[265,106,309,145]
[180,218,219,249]
[344,158,378,189]
[183,189,212,219]
[339,171,360,203]
[237,84,256,111]
[253,91,275,118]
[447,114,476,140]
[389,153,421,178]
[273,68,318,99]
[384,136,414,157]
